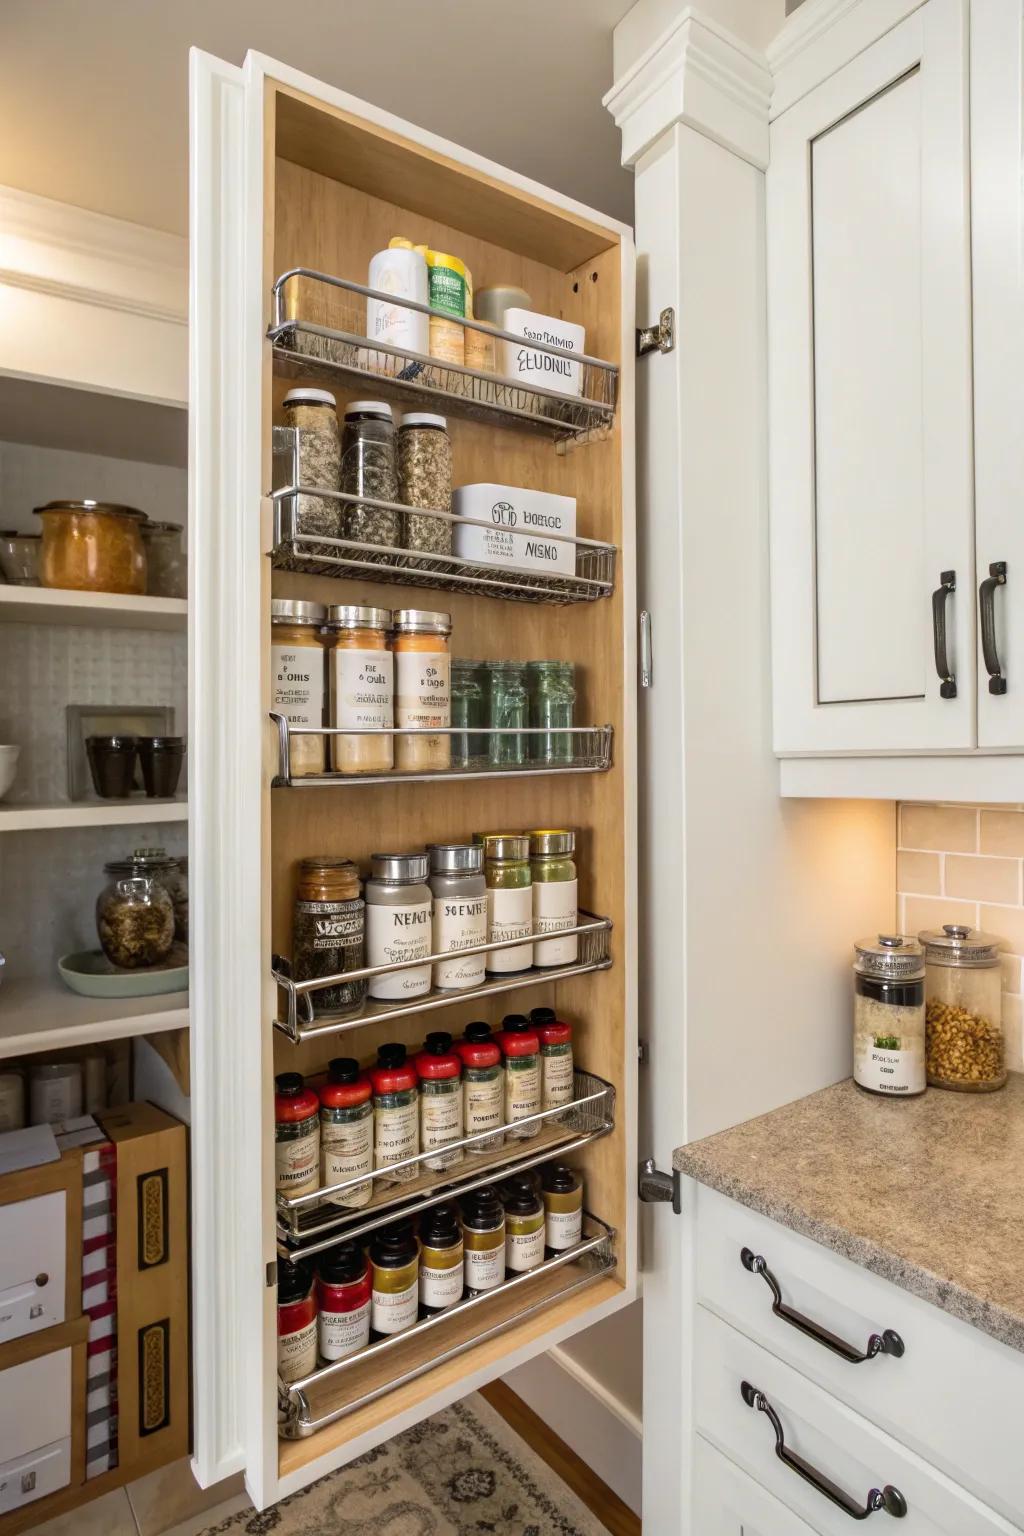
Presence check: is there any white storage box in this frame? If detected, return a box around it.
[0,1188,67,1344]
[499,309,585,397]
[0,1347,73,1514]
[452,483,577,578]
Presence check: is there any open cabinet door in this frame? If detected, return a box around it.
[190,46,637,1510]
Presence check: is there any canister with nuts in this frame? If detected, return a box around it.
[918,924,1007,1092]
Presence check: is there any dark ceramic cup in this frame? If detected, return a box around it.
[136,736,185,798]
[86,735,138,798]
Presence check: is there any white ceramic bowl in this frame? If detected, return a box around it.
[0,745,20,801]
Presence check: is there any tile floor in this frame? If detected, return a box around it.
[29,1461,247,1536]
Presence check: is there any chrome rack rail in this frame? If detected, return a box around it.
[272,910,613,1043]
[278,1214,616,1438]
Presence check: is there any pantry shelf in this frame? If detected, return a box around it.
[0,585,187,630]
[272,911,613,1042]
[0,798,187,832]
[0,976,188,1058]
[277,1213,616,1439]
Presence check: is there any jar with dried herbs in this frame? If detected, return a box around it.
[340,402,400,548]
[292,857,366,1019]
[128,847,188,946]
[398,414,452,555]
[97,861,175,969]
[281,390,342,550]
[919,924,1006,1091]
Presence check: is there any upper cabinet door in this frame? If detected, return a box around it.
[768,0,975,755]
[972,2,1024,747]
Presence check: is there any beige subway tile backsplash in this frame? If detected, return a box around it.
[902,893,978,937]
[980,810,1024,857]
[945,854,1021,905]
[900,803,978,852]
[896,849,941,895]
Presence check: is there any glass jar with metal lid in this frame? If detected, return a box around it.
[282,388,342,549]
[327,604,394,775]
[364,852,432,999]
[477,833,533,973]
[398,413,452,555]
[529,830,577,967]
[140,521,186,598]
[271,598,327,777]
[392,610,451,773]
[428,844,487,990]
[527,661,576,763]
[918,925,1006,1091]
[486,661,528,767]
[852,934,926,1098]
[451,660,487,768]
[340,401,399,547]
[35,501,147,594]
[96,855,176,969]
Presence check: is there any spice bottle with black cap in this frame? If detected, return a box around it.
[319,1057,374,1208]
[371,1043,419,1184]
[497,1014,541,1140]
[542,1163,583,1254]
[460,1187,506,1294]
[317,1241,372,1362]
[503,1175,546,1274]
[457,1023,504,1153]
[414,1032,464,1169]
[277,1257,317,1382]
[419,1203,464,1314]
[370,1220,420,1338]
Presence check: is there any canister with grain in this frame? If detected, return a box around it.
[918,924,1007,1091]
[851,934,926,1098]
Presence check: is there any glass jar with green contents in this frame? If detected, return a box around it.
[451,660,486,768]
[477,833,533,972]
[527,661,576,763]
[486,661,528,766]
[529,829,577,967]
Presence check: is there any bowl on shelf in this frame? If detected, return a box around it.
[58,944,189,998]
[0,533,41,585]
[0,745,20,800]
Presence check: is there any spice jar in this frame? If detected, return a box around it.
[340,402,399,547]
[274,1073,320,1197]
[371,1043,420,1185]
[0,1069,25,1132]
[487,661,529,767]
[527,661,576,764]
[458,1022,504,1154]
[532,1007,575,1109]
[419,1203,464,1315]
[317,1242,372,1363]
[503,1176,546,1274]
[293,857,366,1018]
[141,520,186,598]
[282,389,342,549]
[35,501,147,594]
[498,1014,542,1141]
[29,1062,83,1126]
[478,834,533,972]
[451,661,487,767]
[392,609,452,772]
[370,1221,419,1338]
[398,414,453,555]
[918,925,1007,1092]
[542,1163,583,1254]
[97,859,175,968]
[278,1258,318,1383]
[852,935,926,1099]
[461,1187,506,1295]
[319,1058,374,1209]
[530,830,578,967]
[429,843,488,990]
[365,853,432,999]
[271,599,327,777]
[327,605,394,774]
[415,1031,464,1171]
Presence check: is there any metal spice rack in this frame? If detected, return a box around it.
[277,1070,615,1253]
[278,1213,617,1439]
[272,911,613,1043]
[269,268,619,443]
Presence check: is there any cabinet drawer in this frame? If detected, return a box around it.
[695,1184,1024,1526]
[693,1434,818,1536]
[695,1306,1018,1535]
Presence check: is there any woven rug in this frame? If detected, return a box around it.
[195,1392,610,1535]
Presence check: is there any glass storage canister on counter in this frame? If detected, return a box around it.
[419,1203,464,1315]
[478,833,533,972]
[292,857,366,1018]
[451,660,487,767]
[529,829,578,967]
[319,1057,374,1209]
[370,1221,420,1339]
[341,401,400,547]
[327,605,394,775]
[317,1242,372,1364]
[531,1006,575,1109]
[851,934,926,1099]
[918,924,1007,1092]
[96,857,175,969]
[498,1014,542,1140]
[392,610,452,772]
[282,389,342,548]
[415,1031,464,1171]
[486,661,529,767]
[278,1258,318,1383]
[274,1073,321,1197]
[364,852,432,999]
[140,520,186,598]
[457,1022,504,1153]
[398,413,453,555]
[271,599,327,777]
[35,501,147,595]
[371,1043,420,1185]
[429,842,488,990]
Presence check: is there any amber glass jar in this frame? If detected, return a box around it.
[292,857,365,1018]
[392,609,452,772]
[327,605,394,775]
[35,501,146,594]
[271,599,327,777]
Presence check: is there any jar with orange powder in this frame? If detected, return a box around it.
[392,609,452,772]
[327,605,394,774]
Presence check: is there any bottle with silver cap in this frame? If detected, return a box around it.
[852,933,926,1098]
[271,598,327,777]
[428,844,488,990]
[364,853,433,1000]
[327,604,394,775]
[281,388,342,549]
[340,402,399,547]
[392,609,452,773]
[918,924,1006,1091]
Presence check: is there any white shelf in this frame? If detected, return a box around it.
[0,585,187,631]
[0,977,188,1058]
[0,799,187,832]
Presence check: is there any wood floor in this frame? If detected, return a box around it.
[482,1380,641,1536]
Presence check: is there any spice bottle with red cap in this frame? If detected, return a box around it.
[371,1043,419,1184]
[531,1007,575,1109]
[277,1257,317,1382]
[274,1072,321,1197]
[414,1032,464,1170]
[497,1014,541,1140]
[319,1057,374,1208]
[419,1203,464,1314]
[457,1022,504,1153]
[317,1241,372,1363]
[370,1220,420,1338]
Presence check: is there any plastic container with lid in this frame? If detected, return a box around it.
[398,414,453,555]
[293,856,365,1017]
[458,1022,504,1153]
[498,1014,542,1140]
[419,1203,464,1314]
[341,401,399,547]
[531,1007,575,1109]
[35,501,147,594]
[918,924,1007,1092]
[503,1175,546,1274]
[365,852,432,998]
[271,598,327,777]
[327,604,394,774]
[478,833,533,973]
[274,1072,320,1197]
[96,856,175,968]
[367,241,429,367]
[414,1031,464,1170]
[278,1257,318,1382]
[282,388,342,548]
[527,661,576,763]
[852,934,926,1098]
[542,1163,583,1254]
[317,1242,371,1363]
[529,830,578,967]
[392,609,452,773]
[370,1220,419,1338]
[319,1057,374,1208]
[460,1186,506,1295]
[429,843,487,991]
[371,1043,420,1184]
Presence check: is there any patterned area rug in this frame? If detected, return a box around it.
[196,1393,610,1535]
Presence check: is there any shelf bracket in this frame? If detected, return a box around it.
[639,1157,681,1214]
[636,307,675,357]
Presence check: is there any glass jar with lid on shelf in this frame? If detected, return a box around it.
[282,389,342,549]
[918,924,1006,1092]
[327,604,394,775]
[341,401,399,547]
[527,661,576,763]
[392,610,451,772]
[486,660,528,767]
[851,934,926,1098]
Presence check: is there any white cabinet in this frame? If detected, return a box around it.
[693,1434,819,1536]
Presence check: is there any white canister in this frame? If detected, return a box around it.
[0,1070,25,1131]
[30,1062,83,1126]
[367,240,429,368]
[500,308,586,398]
[364,853,433,1000]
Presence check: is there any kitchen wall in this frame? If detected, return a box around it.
[897,803,1024,1072]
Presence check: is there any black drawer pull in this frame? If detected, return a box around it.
[741,1249,904,1364]
[741,1382,907,1520]
[980,561,1008,695]
[931,570,957,698]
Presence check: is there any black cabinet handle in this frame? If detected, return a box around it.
[979,561,1008,695]
[741,1382,908,1520]
[931,570,957,698]
[741,1249,904,1364]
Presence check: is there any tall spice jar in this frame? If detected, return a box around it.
[370,1221,419,1339]
[487,661,529,767]
[478,834,533,972]
[542,1163,584,1254]
[371,1043,420,1185]
[277,1259,318,1383]
[419,1204,465,1315]
[458,1022,504,1153]
[415,1032,464,1170]
[530,829,578,966]
[274,1073,320,1198]
[451,660,487,767]
[271,599,327,777]
[460,1187,506,1295]
[392,610,452,772]
[319,1058,374,1209]
[327,605,394,774]
[317,1243,372,1363]
[292,857,366,1018]
[531,1007,575,1108]
[398,414,453,555]
[365,853,432,999]
[429,843,488,990]
[498,1014,542,1141]
[281,389,342,549]
[918,925,1007,1091]
[503,1176,546,1274]
[340,402,400,547]
[527,661,577,764]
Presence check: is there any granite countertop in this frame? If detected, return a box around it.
[674,1075,1024,1352]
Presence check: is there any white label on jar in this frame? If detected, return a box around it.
[854,1039,925,1097]
[465,1242,505,1292]
[465,1074,503,1143]
[372,1279,419,1335]
[319,1299,370,1361]
[396,650,450,729]
[532,880,578,967]
[275,1127,320,1193]
[321,1116,373,1202]
[420,1257,464,1310]
[334,648,393,730]
[374,1099,419,1178]
[505,1059,541,1125]
[506,1225,546,1272]
[278,1317,317,1382]
[546,1205,583,1251]
[421,1088,462,1153]
[433,894,488,989]
[542,1051,575,1109]
[366,899,432,998]
[271,642,324,727]
[486,886,534,972]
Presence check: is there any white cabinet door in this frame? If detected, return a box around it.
[768,0,975,754]
[693,1435,820,1536]
[972,1,1024,746]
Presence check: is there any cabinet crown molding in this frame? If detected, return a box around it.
[767,0,926,119]
[603,7,771,171]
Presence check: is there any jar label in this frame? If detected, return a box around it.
[278,1316,317,1382]
[366,899,432,998]
[421,1088,463,1154]
[334,648,393,730]
[504,1058,541,1125]
[374,1098,419,1179]
[546,1205,583,1251]
[464,1074,503,1146]
[486,886,534,972]
[296,899,363,954]
[533,880,579,967]
[321,1114,373,1203]
[854,1037,925,1096]
[542,1050,575,1109]
[506,1225,546,1272]
[371,1277,419,1335]
[275,1127,319,1194]
[396,650,450,729]
[319,1298,371,1361]
[433,894,488,988]
[420,1256,464,1310]
[464,1243,505,1292]
[271,643,324,727]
